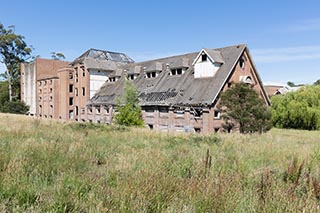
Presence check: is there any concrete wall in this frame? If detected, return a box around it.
[89,69,109,98]
[21,62,36,115]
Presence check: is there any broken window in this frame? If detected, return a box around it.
[69,97,73,106]
[128,74,136,80]
[193,108,203,118]
[69,71,73,80]
[69,84,73,93]
[239,57,245,69]
[201,54,207,62]
[69,110,74,119]
[96,107,101,114]
[81,66,85,77]
[214,110,221,119]
[146,72,158,78]
[170,68,184,76]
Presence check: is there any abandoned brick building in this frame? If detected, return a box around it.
[21,44,270,133]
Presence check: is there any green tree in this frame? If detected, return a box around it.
[0,23,32,101]
[115,80,143,126]
[271,85,320,130]
[313,79,320,86]
[51,52,65,60]
[219,83,272,134]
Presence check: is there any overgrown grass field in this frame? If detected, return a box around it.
[1,113,320,212]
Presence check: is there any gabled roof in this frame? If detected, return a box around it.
[89,44,251,107]
[192,48,224,65]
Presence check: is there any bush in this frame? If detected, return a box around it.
[271,85,320,130]
[0,100,29,114]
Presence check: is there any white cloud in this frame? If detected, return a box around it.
[252,45,320,63]
[287,18,320,32]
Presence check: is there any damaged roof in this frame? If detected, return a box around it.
[89,44,248,107]
[70,48,134,70]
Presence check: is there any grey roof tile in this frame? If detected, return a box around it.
[89,44,247,107]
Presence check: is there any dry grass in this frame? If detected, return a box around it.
[1,113,320,212]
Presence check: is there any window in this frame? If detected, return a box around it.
[239,57,245,69]
[50,80,53,85]
[148,124,154,130]
[193,108,203,118]
[128,74,135,80]
[81,66,85,77]
[214,128,220,133]
[39,89,42,93]
[69,97,73,106]
[145,107,154,117]
[39,82,42,86]
[170,68,183,76]
[50,105,53,113]
[69,71,73,80]
[159,107,169,118]
[81,108,85,114]
[49,88,53,93]
[69,110,74,119]
[146,72,158,78]
[44,81,47,86]
[105,107,110,114]
[214,110,221,119]
[50,96,53,101]
[82,87,85,96]
[69,84,73,93]
[75,88,78,96]
[75,106,79,116]
[194,127,201,133]
[96,107,101,114]
[201,54,207,62]
[75,70,78,82]
[175,109,185,117]
[88,108,92,114]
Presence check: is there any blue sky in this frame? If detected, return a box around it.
[1,0,320,84]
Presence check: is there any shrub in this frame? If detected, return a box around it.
[0,100,29,114]
[271,85,320,130]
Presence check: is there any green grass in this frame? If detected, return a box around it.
[1,113,320,212]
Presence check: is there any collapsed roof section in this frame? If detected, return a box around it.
[70,48,134,70]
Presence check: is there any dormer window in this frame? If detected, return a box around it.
[109,76,120,82]
[146,71,158,78]
[170,68,184,76]
[127,74,138,80]
[201,54,207,62]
